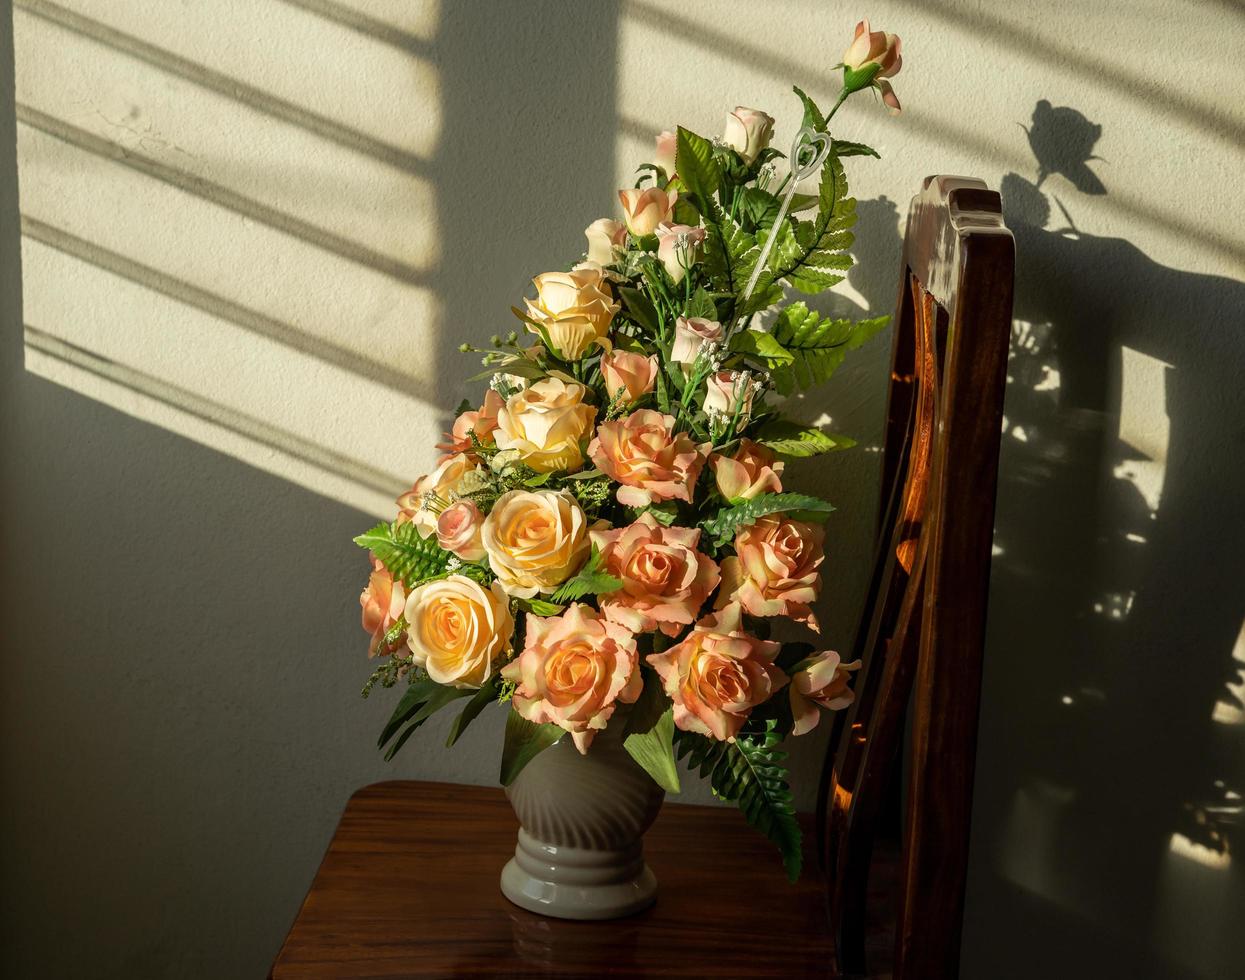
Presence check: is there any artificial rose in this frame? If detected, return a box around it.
[588,409,709,507]
[404,575,514,689]
[600,349,658,404]
[703,370,755,421]
[436,499,486,562]
[655,222,707,284]
[436,389,503,458]
[670,316,723,368]
[591,513,720,637]
[719,515,825,630]
[523,267,619,360]
[494,378,597,473]
[481,489,592,598]
[842,19,903,111]
[502,604,642,753]
[396,453,478,536]
[647,603,785,741]
[789,650,861,736]
[618,186,677,237]
[710,438,784,501]
[722,106,775,164]
[584,217,627,266]
[653,129,677,178]
[360,559,406,657]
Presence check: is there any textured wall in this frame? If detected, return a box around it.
[2,1,1242,977]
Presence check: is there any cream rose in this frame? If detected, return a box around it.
[789,650,861,736]
[600,349,658,405]
[647,603,785,741]
[481,489,592,598]
[719,515,825,630]
[523,267,619,360]
[584,218,626,267]
[436,500,486,562]
[494,378,597,473]
[710,439,784,501]
[404,575,514,689]
[703,370,755,421]
[671,316,723,368]
[591,513,720,638]
[396,453,478,536]
[723,107,775,164]
[618,186,677,237]
[843,19,903,111]
[588,409,709,508]
[360,559,406,658]
[502,604,641,753]
[653,129,677,178]
[655,222,707,285]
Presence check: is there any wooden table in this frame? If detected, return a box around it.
[269,780,838,978]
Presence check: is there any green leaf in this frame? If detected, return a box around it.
[625,708,681,794]
[792,85,826,131]
[519,597,565,617]
[675,721,802,881]
[624,666,670,738]
[832,139,880,159]
[639,501,679,527]
[675,127,722,217]
[753,418,856,459]
[684,286,718,321]
[354,521,450,586]
[701,492,835,548]
[737,187,781,231]
[550,546,624,603]
[618,285,659,333]
[446,675,502,747]
[500,711,564,785]
[380,677,474,761]
[467,357,547,383]
[561,467,605,481]
[768,303,891,394]
[729,329,794,366]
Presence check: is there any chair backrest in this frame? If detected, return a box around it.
[817,175,1015,978]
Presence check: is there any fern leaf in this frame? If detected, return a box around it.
[354,520,451,585]
[701,492,834,548]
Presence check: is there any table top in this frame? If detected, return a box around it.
[269,780,836,979]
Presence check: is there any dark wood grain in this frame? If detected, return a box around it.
[270,781,835,979]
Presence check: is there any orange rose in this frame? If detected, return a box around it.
[360,559,406,657]
[710,439,784,501]
[436,500,486,562]
[600,349,658,405]
[404,576,514,689]
[396,453,479,537]
[789,650,861,735]
[502,604,642,753]
[843,19,902,111]
[647,603,785,741]
[618,186,677,237]
[591,513,720,638]
[436,389,503,458]
[718,515,825,630]
[588,409,709,508]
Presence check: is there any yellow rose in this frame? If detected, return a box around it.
[494,378,597,473]
[403,575,514,689]
[482,489,591,598]
[523,267,618,360]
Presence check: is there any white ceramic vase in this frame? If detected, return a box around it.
[500,717,665,920]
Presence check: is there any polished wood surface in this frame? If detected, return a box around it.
[819,176,1014,977]
[270,781,839,979]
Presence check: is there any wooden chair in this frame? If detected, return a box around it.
[269,176,1014,979]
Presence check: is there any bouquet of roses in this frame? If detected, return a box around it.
[355,22,903,881]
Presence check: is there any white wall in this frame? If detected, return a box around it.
[2,1,1242,977]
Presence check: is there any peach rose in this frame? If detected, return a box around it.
[719,515,825,630]
[481,489,591,598]
[494,378,597,473]
[671,315,723,368]
[523,267,619,360]
[502,604,642,753]
[360,559,406,657]
[843,19,902,111]
[396,453,479,536]
[710,439,784,501]
[600,349,658,405]
[790,650,861,736]
[436,389,503,457]
[588,409,709,508]
[653,129,677,178]
[703,370,755,421]
[647,603,785,741]
[723,107,775,164]
[404,575,514,689]
[436,500,486,562]
[655,222,706,284]
[584,217,627,267]
[591,513,720,638]
[618,186,677,237]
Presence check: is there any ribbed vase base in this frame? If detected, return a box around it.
[500,829,657,920]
